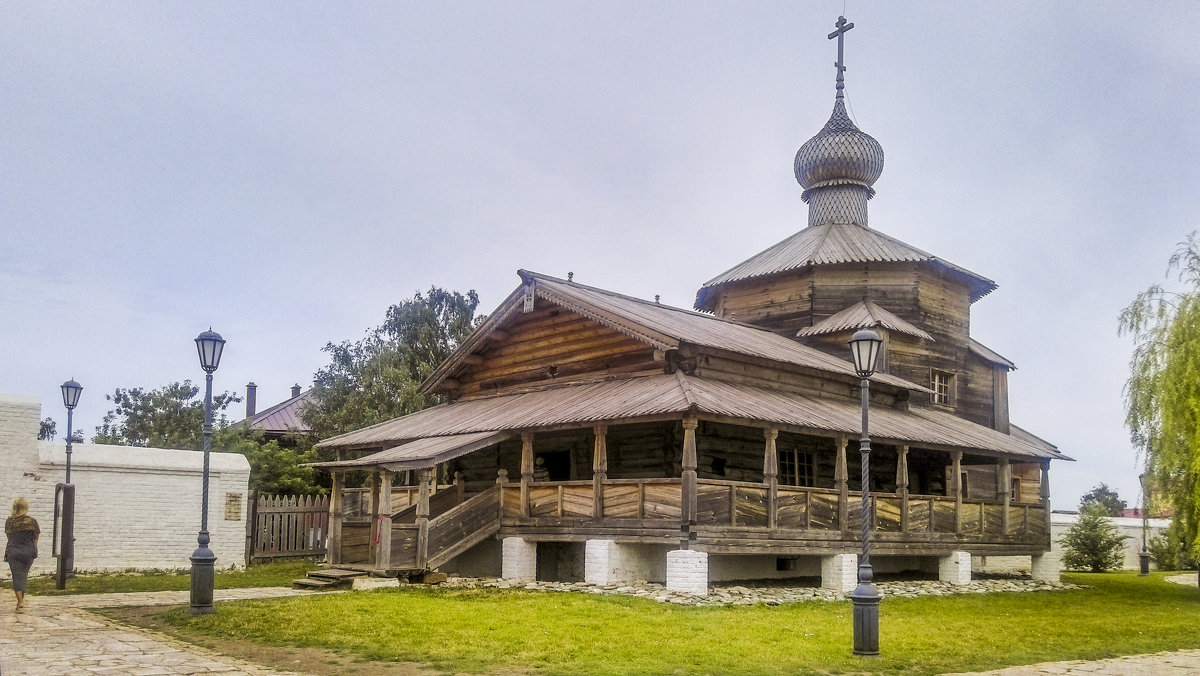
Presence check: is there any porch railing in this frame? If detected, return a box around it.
[499,476,1047,540]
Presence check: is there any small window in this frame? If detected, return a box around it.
[931,370,955,406]
[224,493,243,521]
[1010,477,1022,502]
[959,472,970,499]
[779,450,815,487]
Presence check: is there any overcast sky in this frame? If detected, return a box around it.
[3,2,1198,510]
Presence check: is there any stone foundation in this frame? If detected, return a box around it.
[501,537,537,582]
[665,549,709,596]
[939,551,972,585]
[821,553,858,592]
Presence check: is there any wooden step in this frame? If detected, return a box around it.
[292,577,341,589]
[308,568,369,581]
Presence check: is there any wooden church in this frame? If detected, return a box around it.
[313,19,1069,594]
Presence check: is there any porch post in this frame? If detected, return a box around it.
[592,424,608,520]
[836,435,849,532]
[520,432,534,518]
[999,457,1011,535]
[896,445,909,533]
[952,451,963,535]
[416,467,433,570]
[763,428,779,530]
[1039,459,1051,545]
[367,470,381,565]
[376,470,393,572]
[681,416,699,549]
[329,470,343,565]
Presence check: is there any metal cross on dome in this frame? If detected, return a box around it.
[828,15,854,96]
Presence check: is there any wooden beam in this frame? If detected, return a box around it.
[1040,459,1051,546]
[367,470,380,566]
[462,354,485,365]
[763,427,779,531]
[681,416,699,549]
[592,424,608,520]
[416,467,433,570]
[329,471,344,566]
[376,471,393,571]
[952,450,963,535]
[897,445,909,534]
[999,457,1011,535]
[835,436,849,532]
[520,432,534,518]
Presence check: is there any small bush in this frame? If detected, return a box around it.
[1147,520,1197,571]
[1060,505,1128,572]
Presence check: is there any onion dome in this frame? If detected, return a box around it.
[794,96,885,201]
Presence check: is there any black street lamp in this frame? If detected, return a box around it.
[190,328,225,615]
[60,379,82,483]
[56,379,82,590]
[848,328,883,657]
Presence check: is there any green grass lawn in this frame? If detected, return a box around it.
[146,571,1200,675]
[18,561,316,595]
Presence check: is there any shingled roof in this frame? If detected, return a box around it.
[419,270,926,396]
[316,372,1068,466]
[796,299,933,341]
[695,222,998,311]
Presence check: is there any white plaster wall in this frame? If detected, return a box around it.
[974,513,1171,574]
[0,395,250,575]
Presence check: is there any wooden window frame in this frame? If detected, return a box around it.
[931,369,956,406]
[779,449,815,487]
[1010,476,1022,502]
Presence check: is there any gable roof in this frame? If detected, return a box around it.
[695,222,998,311]
[239,389,313,435]
[796,299,933,341]
[419,270,926,396]
[318,372,1069,464]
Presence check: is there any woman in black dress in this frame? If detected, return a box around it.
[5,497,39,613]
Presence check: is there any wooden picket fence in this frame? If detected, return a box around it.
[247,493,330,564]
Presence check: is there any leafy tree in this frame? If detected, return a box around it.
[302,286,482,440]
[92,381,239,448]
[37,417,56,441]
[92,381,321,495]
[1120,232,1200,555]
[1147,519,1197,572]
[1060,504,1129,572]
[1079,483,1126,516]
[214,428,323,496]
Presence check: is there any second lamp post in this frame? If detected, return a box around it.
[848,328,883,657]
[190,328,225,615]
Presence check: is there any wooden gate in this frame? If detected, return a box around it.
[247,494,330,563]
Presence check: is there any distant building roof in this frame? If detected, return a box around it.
[239,389,313,436]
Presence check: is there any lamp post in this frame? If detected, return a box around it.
[60,379,82,483]
[848,328,883,657]
[190,328,225,615]
[55,379,82,590]
[1139,473,1150,576]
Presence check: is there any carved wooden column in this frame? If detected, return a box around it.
[952,451,963,535]
[329,470,344,565]
[1039,459,1051,545]
[367,470,381,565]
[763,428,779,530]
[376,470,393,571]
[680,417,699,549]
[416,467,433,570]
[999,457,1011,535]
[835,436,849,532]
[520,432,534,518]
[896,445,909,533]
[592,424,608,521]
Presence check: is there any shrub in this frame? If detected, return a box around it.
[1060,504,1128,572]
[1147,520,1197,571]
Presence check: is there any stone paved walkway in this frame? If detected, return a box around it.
[0,588,321,675]
[946,649,1200,675]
